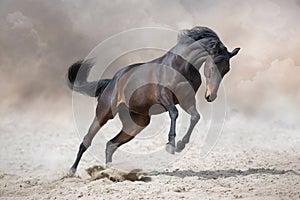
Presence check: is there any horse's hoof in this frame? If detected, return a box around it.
[68,167,76,177]
[106,162,112,168]
[175,140,186,152]
[165,143,175,154]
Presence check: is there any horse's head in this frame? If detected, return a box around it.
[176,26,240,102]
[204,42,240,102]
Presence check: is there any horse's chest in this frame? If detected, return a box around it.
[185,69,202,92]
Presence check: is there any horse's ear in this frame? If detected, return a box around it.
[230,47,240,58]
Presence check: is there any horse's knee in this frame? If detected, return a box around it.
[169,106,178,119]
[191,112,200,123]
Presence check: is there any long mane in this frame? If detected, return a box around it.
[178,26,220,43]
[178,26,227,54]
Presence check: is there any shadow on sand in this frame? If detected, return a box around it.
[150,168,299,180]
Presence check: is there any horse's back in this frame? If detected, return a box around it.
[97,63,160,114]
[115,63,162,114]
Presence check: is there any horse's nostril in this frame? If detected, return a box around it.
[206,94,213,102]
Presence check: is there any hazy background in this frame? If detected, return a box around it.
[0,0,299,129]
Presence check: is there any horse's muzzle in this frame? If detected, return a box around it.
[205,95,213,102]
[205,91,217,102]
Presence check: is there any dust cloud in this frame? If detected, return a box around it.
[0,0,299,127]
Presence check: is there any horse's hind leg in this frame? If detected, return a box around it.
[105,110,150,164]
[69,106,113,175]
[69,117,100,175]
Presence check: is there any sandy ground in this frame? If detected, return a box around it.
[0,111,300,200]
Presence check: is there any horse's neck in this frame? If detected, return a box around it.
[149,42,209,71]
[168,42,208,70]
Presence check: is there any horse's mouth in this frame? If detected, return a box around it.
[205,93,217,102]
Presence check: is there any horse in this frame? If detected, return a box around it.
[67,26,240,175]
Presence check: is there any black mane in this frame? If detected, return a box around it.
[178,26,220,44]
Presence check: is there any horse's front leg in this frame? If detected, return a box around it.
[165,103,178,154]
[176,105,200,152]
[158,87,178,154]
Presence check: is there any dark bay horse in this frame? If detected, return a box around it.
[67,26,240,175]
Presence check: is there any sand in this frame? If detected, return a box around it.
[0,112,300,200]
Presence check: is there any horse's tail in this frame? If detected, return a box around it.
[66,59,111,97]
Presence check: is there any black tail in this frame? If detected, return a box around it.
[66,59,111,97]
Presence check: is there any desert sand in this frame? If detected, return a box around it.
[0,111,299,200]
